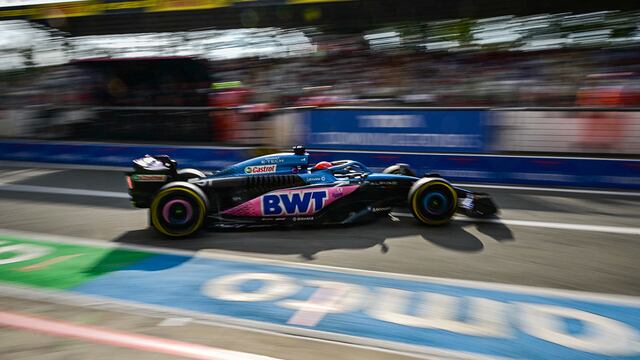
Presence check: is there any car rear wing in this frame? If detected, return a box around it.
[132,155,178,176]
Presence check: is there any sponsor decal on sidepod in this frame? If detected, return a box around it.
[132,174,167,182]
[223,186,359,217]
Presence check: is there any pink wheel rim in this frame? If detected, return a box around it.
[162,199,193,225]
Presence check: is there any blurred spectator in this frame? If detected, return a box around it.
[210,46,640,108]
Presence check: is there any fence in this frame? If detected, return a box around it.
[492,108,640,155]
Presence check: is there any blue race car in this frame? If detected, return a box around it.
[126,146,498,238]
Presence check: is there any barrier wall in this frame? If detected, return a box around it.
[300,107,640,156]
[297,107,640,189]
[5,106,640,155]
[303,107,489,153]
[2,107,640,190]
[1,140,639,190]
[307,150,640,190]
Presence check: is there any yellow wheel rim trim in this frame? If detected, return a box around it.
[411,181,457,225]
[151,187,206,237]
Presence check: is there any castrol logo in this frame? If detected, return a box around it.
[245,165,277,174]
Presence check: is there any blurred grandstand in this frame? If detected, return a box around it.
[1,1,640,145]
[2,6,640,108]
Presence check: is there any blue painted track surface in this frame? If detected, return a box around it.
[74,253,640,360]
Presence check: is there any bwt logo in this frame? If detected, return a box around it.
[262,190,328,215]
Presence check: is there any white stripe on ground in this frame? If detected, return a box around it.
[0,285,504,360]
[287,287,347,327]
[0,169,61,183]
[454,183,640,197]
[468,218,640,235]
[391,213,640,236]
[0,183,130,198]
[0,310,280,360]
[0,160,130,171]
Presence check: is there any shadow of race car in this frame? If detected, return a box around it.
[126,146,498,238]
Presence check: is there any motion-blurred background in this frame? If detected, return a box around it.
[0,0,639,188]
[2,4,640,360]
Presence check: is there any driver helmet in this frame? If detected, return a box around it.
[314,161,332,170]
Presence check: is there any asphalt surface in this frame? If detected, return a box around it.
[1,164,639,359]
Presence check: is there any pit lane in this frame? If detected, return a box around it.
[0,165,638,294]
[0,165,639,360]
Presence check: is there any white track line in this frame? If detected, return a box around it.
[0,169,61,183]
[391,213,640,236]
[454,183,640,197]
[0,310,280,360]
[0,183,130,199]
[468,218,640,235]
[0,284,495,360]
[0,160,130,171]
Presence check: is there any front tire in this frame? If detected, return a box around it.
[408,178,457,225]
[150,182,208,238]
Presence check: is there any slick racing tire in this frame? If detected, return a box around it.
[177,168,206,181]
[383,164,417,177]
[150,182,208,238]
[408,178,457,226]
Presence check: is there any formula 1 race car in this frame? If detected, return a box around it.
[126,146,498,238]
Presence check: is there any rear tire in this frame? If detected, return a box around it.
[150,182,208,238]
[408,178,457,225]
